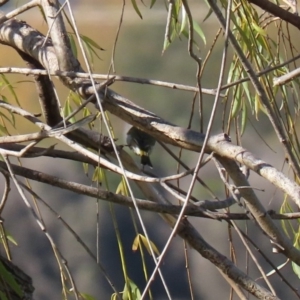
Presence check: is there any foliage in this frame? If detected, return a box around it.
[0,0,300,299]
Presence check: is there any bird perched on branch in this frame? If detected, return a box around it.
[126,126,156,168]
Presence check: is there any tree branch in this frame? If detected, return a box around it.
[247,0,300,30]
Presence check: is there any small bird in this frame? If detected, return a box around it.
[126,126,156,168]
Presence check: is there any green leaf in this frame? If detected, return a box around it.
[162,36,171,53]
[179,4,187,34]
[292,261,300,279]
[82,40,95,66]
[63,99,76,123]
[83,107,91,118]
[116,179,128,196]
[92,166,103,183]
[132,234,160,256]
[68,33,77,58]
[0,290,8,300]
[240,102,247,136]
[0,75,20,106]
[231,85,242,118]
[0,124,9,136]
[111,294,118,300]
[193,20,206,45]
[241,80,252,107]
[69,91,82,107]
[203,7,213,23]
[131,0,143,19]
[122,278,141,300]
[252,22,267,37]
[0,261,23,297]
[0,106,15,127]
[80,35,105,51]
[81,35,104,62]
[150,0,156,8]
[82,108,94,130]
[80,293,96,300]
[82,162,89,176]
[6,234,17,246]
[231,19,251,48]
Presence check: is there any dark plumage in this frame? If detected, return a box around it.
[126,126,156,168]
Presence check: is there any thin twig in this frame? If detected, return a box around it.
[0,67,221,96]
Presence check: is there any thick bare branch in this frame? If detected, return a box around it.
[40,0,80,72]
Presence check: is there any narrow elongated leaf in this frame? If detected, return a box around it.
[193,20,206,45]
[132,234,160,256]
[252,22,267,37]
[293,261,300,279]
[180,4,187,34]
[0,261,23,297]
[0,75,20,106]
[265,259,289,277]
[69,91,82,107]
[92,166,103,183]
[203,7,213,23]
[150,0,156,8]
[131,0,143,19]
[68,33,77,58]
[122,278,141,300]
[0,290,8,300]
[80,35,105,51]
[80,293,96,300]
[240,102,247,136]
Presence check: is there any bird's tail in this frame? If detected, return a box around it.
[141,155,153,168]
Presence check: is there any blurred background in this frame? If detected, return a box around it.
[0,0,299,299]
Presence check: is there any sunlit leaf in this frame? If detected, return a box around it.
[82,162,89,176]
[6,234,17,246]
[292,261,300,279]
[111,293,118,300]
[0,124,9,136]
[116,179,129,196]
[231,20,251,48]
[132,234,160,256]
[280,196,294,236]
[83,107,91,118]
[92,166,103,184]
[69,91,82,107]
[179,4,187,34]
[122,278,141,300]
[265,259,289,277]
[252,22,267,37]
